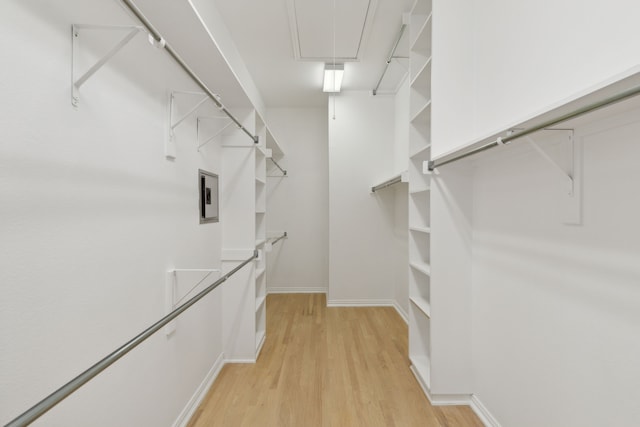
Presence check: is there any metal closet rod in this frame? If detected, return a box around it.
[5,251,258,427]
[120,0,258,144]
[269,158,287,176]
[428,83,640,170]
[373,23,407,96]
[271,232,287,246]
[372,175,403,192]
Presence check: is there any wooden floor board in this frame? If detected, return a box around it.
[188,294,483,427]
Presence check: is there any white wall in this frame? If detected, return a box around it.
[264,108,329,293]
[0,1,228,425]
[328,92,398,304]
[469,106,640,426]
[432,0,640,158]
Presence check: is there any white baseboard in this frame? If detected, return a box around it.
[173,352,225,427]
[267,287,327,294]
[255,333,266,358]
[326,299,396,307]
[470,395,502,427]
[429,393,472,406]
[224,357,256,364]
[393,301,408,324]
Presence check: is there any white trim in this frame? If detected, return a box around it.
[224,357,256,364]
[267,287,327,294]
[393,301,408,324]
[410,364,432,400]
[326,299,396,307]
[255,333,266,357]
[173,352,225,427]
[470,395,502,427]
[429,393,472,406]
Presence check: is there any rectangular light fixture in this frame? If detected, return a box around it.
[323,63,344,93]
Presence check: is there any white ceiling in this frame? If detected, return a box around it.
[213,0,415,107]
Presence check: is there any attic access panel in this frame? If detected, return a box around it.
[199,169,219,224]
[286,0,378,61]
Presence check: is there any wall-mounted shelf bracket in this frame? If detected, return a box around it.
[166,91,212,159]
[522,129,581,224]
[197,116,233,151]
[164,268,220,335]
[71,24,143,107]
[524,132,574,196]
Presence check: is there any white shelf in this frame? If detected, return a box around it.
[256,294,266,312]
[410,56,432,87]
[255,177,266,185]
[255,239,266,247]
[410,261,431,277]
[256,209,266,214]
[409,187,430,195]
[256,266,266,279]
[410,0,432,16]
[410,143,431,159]
[409,226,431,234]
[256,145,268,157]
[410,296,431,318]
[410,13,432,52]
[410,100,431,124]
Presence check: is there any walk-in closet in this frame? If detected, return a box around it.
[2,0,639,426]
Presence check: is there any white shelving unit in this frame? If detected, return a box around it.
[407,0,433,397]
[253,115,286,357]
[254,115,268,356]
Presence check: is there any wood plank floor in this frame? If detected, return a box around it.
[188,294,483,427]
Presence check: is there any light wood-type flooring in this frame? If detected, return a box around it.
[188,294,483,427]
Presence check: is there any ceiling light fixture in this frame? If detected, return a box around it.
[323,63,344,93]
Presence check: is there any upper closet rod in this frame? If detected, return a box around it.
[372,23,407,96]
[120,0,258,144]
[428,83,640,171]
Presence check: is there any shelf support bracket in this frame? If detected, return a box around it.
[197,116,233,151]
[71,24,143,107]
[525,135,574,196]
[164,268,220,335]
[166,91,212,159]
[524,129,581,224]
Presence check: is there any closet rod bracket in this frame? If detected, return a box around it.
[166,91,213,159]
[71,24,143,107]
[523,129,575,196]
[521,128,581,224]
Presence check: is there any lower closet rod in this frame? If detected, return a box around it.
[5,251,258,427]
